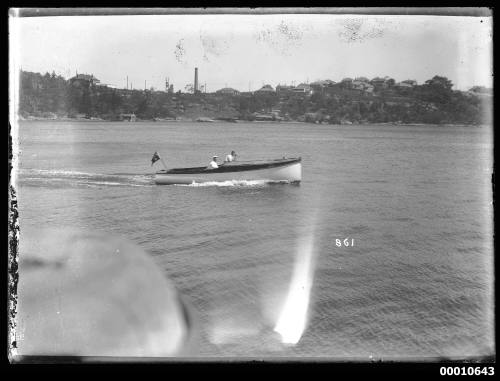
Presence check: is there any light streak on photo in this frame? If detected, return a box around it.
[274,231,316,345]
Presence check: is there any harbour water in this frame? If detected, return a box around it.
[14,120,494,359]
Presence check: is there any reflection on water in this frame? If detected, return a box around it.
[274,230,316,344]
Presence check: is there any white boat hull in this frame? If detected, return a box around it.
[155,159,301,185]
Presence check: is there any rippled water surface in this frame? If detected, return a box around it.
[14,120,494,359]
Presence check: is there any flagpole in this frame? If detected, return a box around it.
[159,157,167,171]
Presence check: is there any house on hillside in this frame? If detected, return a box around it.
[370,76,396,91]
[292,83,313,95]
[364,84,375,94]
[351,80,365,90]
[383,76,395,86]
[340,78,353,88]
[352,80,374,94]
[310,79,336,94]
[216,87,240,96]
[69,73,101,87]
[370,77,387,89]
[394,82,413,89]
[276,84,294,96]
[401,79,417,87]
[254,84,275,94]
[354,76,370,83]
[351,79,375,93]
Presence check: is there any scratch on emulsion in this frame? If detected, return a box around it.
[338,18,386,43]
[8,121,20,360]
[174,39,187,65]
[255,20,305,56]
[199,32,232,63]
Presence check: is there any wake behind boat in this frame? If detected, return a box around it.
[153,156,302,185]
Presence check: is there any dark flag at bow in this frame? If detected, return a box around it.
[151,152,161,166]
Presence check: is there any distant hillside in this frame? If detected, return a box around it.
[17,71,492,125]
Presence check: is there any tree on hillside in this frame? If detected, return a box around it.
[425,76,453,90]
[414,75,454,105]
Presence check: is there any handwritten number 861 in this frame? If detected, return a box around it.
[336,238,354,247]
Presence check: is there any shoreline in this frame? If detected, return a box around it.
[15,117,483,128]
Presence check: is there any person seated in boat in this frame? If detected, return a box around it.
[207,156,219,169]
[224,150,237,163]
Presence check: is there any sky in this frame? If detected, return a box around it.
[11,13,492,92]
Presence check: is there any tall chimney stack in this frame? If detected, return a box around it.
[194,67,199,93]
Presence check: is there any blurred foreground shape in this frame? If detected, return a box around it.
[13,228,193,358]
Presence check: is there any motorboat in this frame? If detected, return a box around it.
[154,157,302,185]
